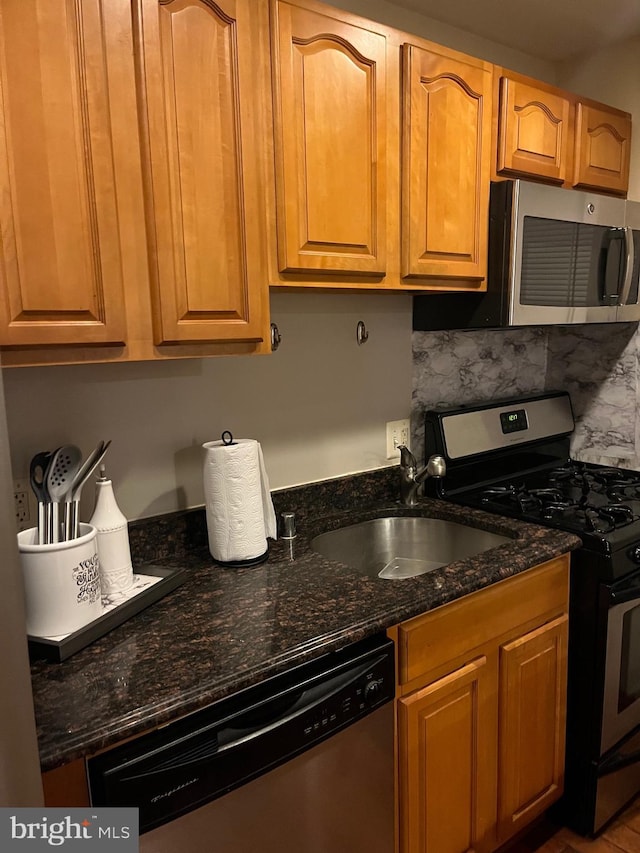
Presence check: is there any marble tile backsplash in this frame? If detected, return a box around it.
[411,328,548,462]
[412,323,640,470]
[546,323,639,466]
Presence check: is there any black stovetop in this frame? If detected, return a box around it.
[451,460,640,555]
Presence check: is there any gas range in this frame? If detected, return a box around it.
[424,392,640,578]
[423,391,640,835]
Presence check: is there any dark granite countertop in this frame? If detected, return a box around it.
[30,468,580,773]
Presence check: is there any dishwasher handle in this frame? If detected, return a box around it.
[120,652,390,781]
[216,652,390,753]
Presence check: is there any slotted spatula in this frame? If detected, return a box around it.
[45,445,82,543]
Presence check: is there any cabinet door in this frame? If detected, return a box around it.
[497,615,568,843]
[134,0,268,344]
[402,44,492,287]
[398,656,497,853]
[497,76,570,183]
[0,0,127,347]
[573,103,631,195]
[272,1,386,276]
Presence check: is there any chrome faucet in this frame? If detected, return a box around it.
[398,445,446,506]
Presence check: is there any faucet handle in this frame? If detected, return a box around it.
[398,445,416,469]
[426,454,447,478]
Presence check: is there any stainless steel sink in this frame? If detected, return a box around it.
[310,516,510,580]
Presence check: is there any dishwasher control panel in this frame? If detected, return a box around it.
[88,634,395,834]
[302,659,392,741]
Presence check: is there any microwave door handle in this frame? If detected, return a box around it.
[618,226,635,305]
[599,228,621,304]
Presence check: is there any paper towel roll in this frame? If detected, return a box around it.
[202,438,277,565]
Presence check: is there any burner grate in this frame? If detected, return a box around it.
[477,464,640,536]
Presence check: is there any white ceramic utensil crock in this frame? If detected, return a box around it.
[18,523,102,637]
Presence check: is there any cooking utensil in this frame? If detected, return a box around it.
[29,450,53,544]
[45,445,82,543]
[64,440,111,540]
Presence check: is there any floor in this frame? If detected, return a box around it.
[506,797,640,853]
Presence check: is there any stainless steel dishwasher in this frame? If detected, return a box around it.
[88,634,395,853]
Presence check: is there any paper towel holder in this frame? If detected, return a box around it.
[203,436,275,570]
[212,550,269,569]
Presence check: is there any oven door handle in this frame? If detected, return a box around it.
[608,576,640,606]
[600,745,640,778]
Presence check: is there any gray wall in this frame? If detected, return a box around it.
[4,293,412,521]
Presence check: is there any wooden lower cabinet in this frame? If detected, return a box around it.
[394,555,570,853]
[497,615,568,843]
[398,655,497,853]
[42,759,90,808]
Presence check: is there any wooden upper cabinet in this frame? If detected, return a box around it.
[573,102,632,195]
[402,44,492,287]
[494,69,631,196]
[271,1,386,276]
[497,76,571,183]
[0,0,127,347]
[134,0,268,345]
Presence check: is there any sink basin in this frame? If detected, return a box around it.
[310,516,510,580]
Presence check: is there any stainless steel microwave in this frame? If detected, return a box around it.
[413,179,640,330]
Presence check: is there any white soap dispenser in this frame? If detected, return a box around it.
[89,464,134,596]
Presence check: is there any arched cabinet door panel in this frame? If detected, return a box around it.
[0,0,127,347]
[402,43,492,287]
[272,0,387,276]
[497,76,570,183]
[134,0,268,344]
[573,102,631,195]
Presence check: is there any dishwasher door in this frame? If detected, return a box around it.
[141,702,393,853]
[88,635,395,853]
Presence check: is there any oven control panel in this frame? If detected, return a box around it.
[500,408,529,434]
[426,392,575,461]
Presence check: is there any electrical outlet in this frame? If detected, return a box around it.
[386,419,410,460]
[14,478,33,531]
